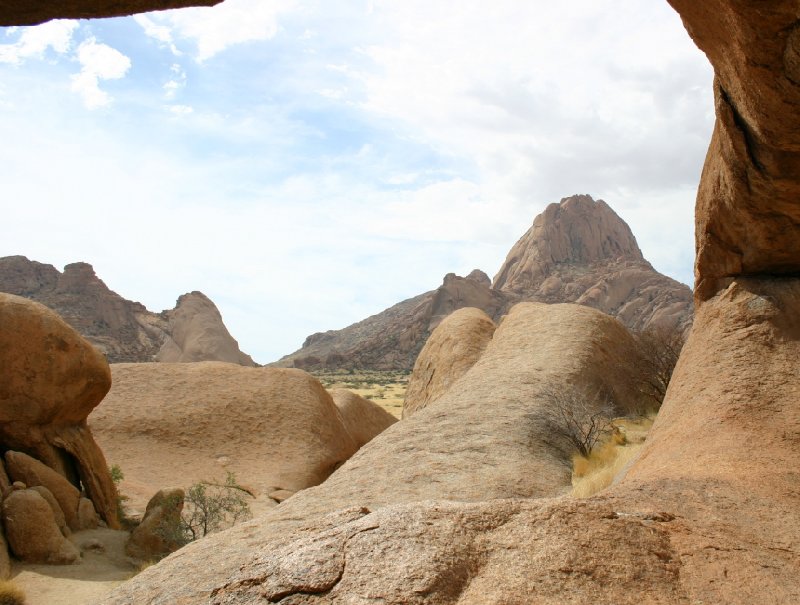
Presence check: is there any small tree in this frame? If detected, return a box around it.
[532,386,616,459]
[109,463,134,529]
[632,325,686,410]
[179,472,252,542]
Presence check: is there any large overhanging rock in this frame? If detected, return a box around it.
[0,0,223,26]
[667,1,800,300]
[0,293,119,528]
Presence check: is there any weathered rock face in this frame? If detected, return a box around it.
[328,389,398,449]
[493,195,693,332]
[403,307,496,418]
[281,270,505,371]
[0,293,118,528]
[278,196,693,371]
[0,520,9,580]
[0,256,256,365]
[2,489,80,565]
[494,194,643,291]
[126,488,185,561]
[240,279,797,605]
[89,363,359,512]
[291,302,641,512]
[28,485,70,537]
[666,2,800,300]
[155,291,256,366]
[76,496,100,530]
[0,0,221,26]
[101,302,649,604]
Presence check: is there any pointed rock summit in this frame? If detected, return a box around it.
[277,195,693,370]
[0,256,255,365]
[155,291,255,365]
[493,194,644,293]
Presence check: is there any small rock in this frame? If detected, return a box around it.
[29,485,69,537]
[126,488,185,561]
[77,497,100,530]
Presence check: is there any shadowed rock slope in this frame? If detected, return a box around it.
[0,256,255,365]
[277,195,692,371]
[100,302,648,603]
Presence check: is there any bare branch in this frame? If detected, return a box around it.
[530,385,616,459]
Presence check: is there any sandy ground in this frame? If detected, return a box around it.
[11,494,278,605]
[12,528,137,605]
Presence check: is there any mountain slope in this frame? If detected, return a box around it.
[0,256,255,365]
[276,195,692,370]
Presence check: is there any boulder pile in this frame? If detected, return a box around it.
[0,293,117,570]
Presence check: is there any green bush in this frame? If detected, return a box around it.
[109,463,134,529]
[178,473,252,543]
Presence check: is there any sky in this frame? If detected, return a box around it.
[0,0,715,364]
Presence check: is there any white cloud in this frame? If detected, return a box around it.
[318,0,712,281]
[1,1,714,361]
[167,104,194,115]
[0,20,77,64]
[163,63,187,99]
[140,0,295,62]
[70,38,131,109]
[133,14,182,55]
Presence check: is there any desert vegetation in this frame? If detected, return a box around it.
[109,463,136,529]
[112,466,252,560]
[531,386,617,458]
[631,325,686,411]
[176,473,253,543]
[312,369,409,418]
[529,384,657,499]
[570,414,655,498]
[530,324,684,497]
[0,580,26,605]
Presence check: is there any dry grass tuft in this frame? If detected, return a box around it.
[0,580,27,605]
[571,415,656,498]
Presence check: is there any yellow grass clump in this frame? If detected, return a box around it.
[0,580,27,605]
[571,415,656,499]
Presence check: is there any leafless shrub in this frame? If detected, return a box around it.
[631,325,686,410]
[532,386,616,458]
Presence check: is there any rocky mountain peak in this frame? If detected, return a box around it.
[276,194,692,371]
[0,256,255,366]
[465,269,492,286]
[493,194,644,293]
[57,262,115,296]
[174,290,213,308]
